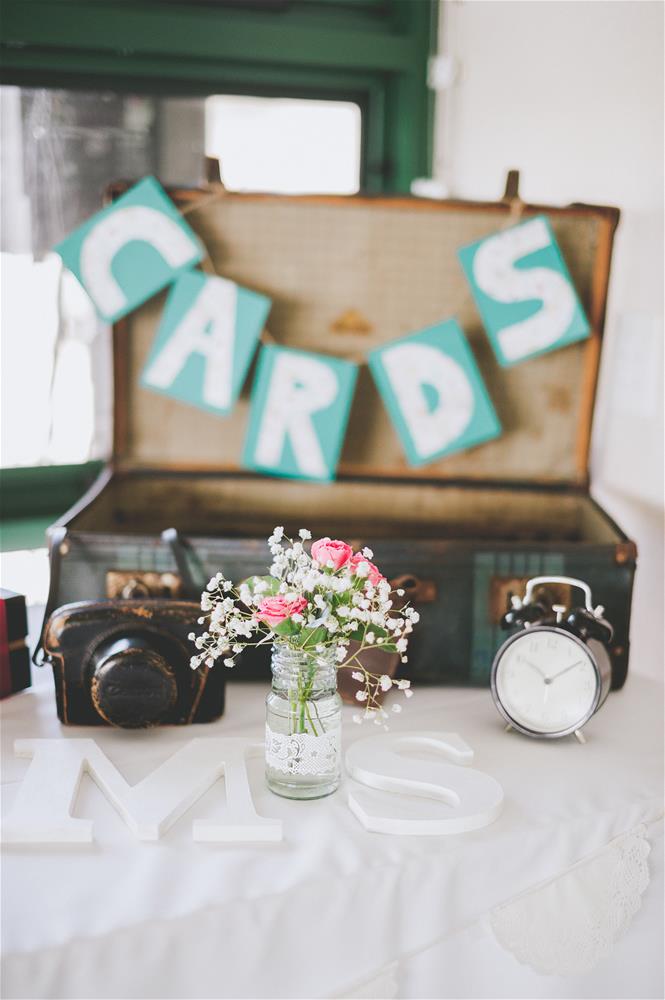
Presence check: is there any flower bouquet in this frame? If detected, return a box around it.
[191,527,418,798]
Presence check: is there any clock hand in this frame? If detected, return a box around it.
[524,658,547,680]
[549,660,585,682]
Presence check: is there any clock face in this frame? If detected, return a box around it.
[493,628,599,736]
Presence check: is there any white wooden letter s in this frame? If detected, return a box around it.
[346,731,503,835]
[2,738,282,844]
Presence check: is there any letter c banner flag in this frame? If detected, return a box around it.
[54,176,203,324]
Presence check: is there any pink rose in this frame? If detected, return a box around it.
[350,552,385,586]
[256,595,308,628]
[311,537,353,571]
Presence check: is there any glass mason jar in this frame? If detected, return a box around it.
[265,641,342,799]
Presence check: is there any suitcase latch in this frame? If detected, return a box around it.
[489,576,572,624]
[106,571,183,600]
[390,574,437,603]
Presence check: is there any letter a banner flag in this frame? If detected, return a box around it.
[458,215,590,367]
[368,319,501,467]
[141,271,271,416]
[242,345,358,482]
[54,176,204,323]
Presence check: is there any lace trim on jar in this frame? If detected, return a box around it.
[265,724,341,776]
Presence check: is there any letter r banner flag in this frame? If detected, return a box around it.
[242,345,358,482]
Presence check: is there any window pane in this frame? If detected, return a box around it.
[0,86,362,471]
[205,95,361,194]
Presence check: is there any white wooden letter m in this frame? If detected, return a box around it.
[2,738,282,844]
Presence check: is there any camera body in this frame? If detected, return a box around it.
[42,600,224,728]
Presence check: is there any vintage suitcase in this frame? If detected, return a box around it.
[36,176,636,692]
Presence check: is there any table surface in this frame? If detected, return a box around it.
[2,664,663,1000]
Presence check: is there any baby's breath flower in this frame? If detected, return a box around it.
[379,674,392,692]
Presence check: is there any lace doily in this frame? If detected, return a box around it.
[265,724,340,776]
[490,824,651,975]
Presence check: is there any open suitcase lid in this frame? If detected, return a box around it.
[112,177,619,489]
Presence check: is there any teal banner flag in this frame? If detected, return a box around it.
[458,215,590,367]
[54,176,204,323]
[368,319,501,467]
[242,346,358,482]
[141,271,271,415]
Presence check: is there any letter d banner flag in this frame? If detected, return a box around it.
[242,346,358,482]
[368,319,500,467]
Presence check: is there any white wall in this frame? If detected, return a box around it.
[433,0,664,679]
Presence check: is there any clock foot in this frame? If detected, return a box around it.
[504,723,513,733]
[573,729,587,744]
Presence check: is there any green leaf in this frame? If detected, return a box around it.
[346,624,390,643]
[272,617,298,637]
[346,626,366,642]
[299,625,329,649]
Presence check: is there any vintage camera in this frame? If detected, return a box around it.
[42,600,224,728]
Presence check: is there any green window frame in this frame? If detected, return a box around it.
[0,0,438,547]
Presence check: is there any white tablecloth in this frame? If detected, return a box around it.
[1,666,663,1000]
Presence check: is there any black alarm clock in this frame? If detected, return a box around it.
[490,576,614,743]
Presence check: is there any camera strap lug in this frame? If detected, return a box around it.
[33,525,68,666]
[160,528,207,600]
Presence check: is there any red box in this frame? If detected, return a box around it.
[0,589,31,698]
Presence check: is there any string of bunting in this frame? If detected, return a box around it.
[54,176,591,483]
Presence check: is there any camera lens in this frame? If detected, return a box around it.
[90,633,178,728]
